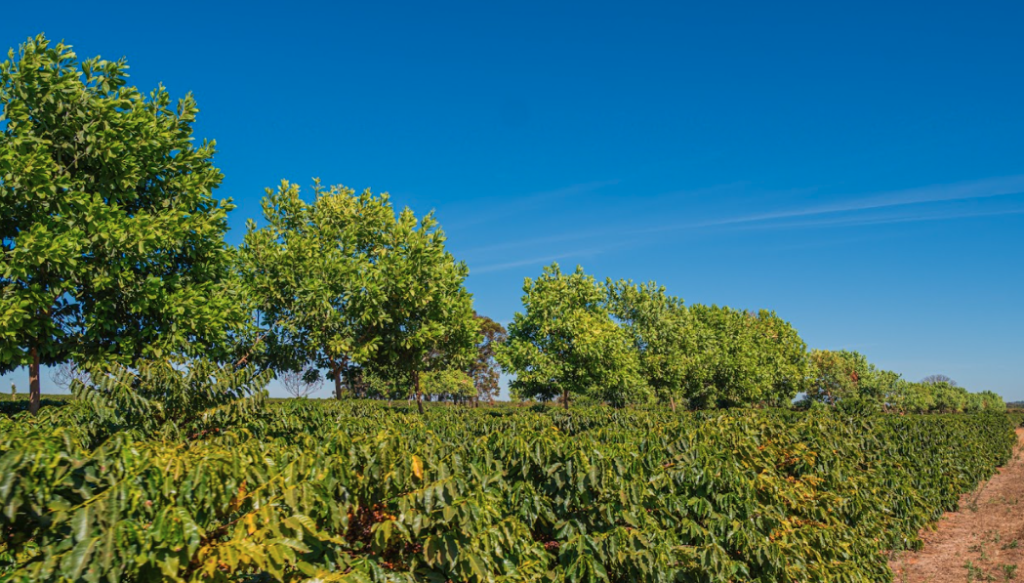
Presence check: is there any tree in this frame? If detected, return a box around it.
[279,367,324,399]
[745,310,810,407]
[0,35,239,414]
[902,382,937,413]
[975,390,1006,412]
[606,280,691,410]
[359,206,478,414]
[469,313,506,405]
[496,264,648,409]
[680,306,806,409]
[237,180,394,398]
[421,369,475,404]
[868,370,909,412]
[49,361,90,391]
[930,382,967,413]
[805,349,874,406]
[921,374,957,387]
[361,368,409,402]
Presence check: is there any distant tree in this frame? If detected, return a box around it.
[921,374,957,387]
[867,369,907,412]
[49,362,90,391]
[496,264,648,409]
[469,314,506,405]
[903,382,937,413]
[279,367,324,399]
[421,369,475,404]
[976,390,1006,412]
[805,349,874,405]
[606,280,691,410]
[930,382,967,413]
[0,35,240,414]
[362,369,409,403]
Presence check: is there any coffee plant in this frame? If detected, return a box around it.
[0,402,1015,582]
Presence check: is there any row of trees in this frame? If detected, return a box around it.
[0,35,1005,414]
[497,264,1005,412]
[803,350,1004,413]
[0,35,502,414]
[495,264,807,410]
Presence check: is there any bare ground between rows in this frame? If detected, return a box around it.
[889,428,1024,583]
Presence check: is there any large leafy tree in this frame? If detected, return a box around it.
[469,313,506,405]
[497,264,648,409]
[0,35,239,413]
[746,310,810,406]
[680,306,808,409]
[359,206,478,414]
[606,280,691,410]
[237,180,393,398]
[681,305,763,409]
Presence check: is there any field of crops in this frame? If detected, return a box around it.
[0,402,1017,583]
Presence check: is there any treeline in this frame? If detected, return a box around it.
[496,264,1005,413]
[0,35,1006,415]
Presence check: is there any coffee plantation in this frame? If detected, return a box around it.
[0,401,1016,582]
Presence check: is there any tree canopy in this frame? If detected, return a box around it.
[469,313,506,405]
[237,180,395,397]
[0,35,239,413]
[497,264,647,408]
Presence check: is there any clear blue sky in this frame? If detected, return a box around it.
[4,1,1023,400]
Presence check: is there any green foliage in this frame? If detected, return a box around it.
[0,35,240,412]
[420,369,475,402]
[356,202,478,412]
[803,351,1004,414]
[0,403,1014,582]
[238,180,396,397]
[681,306,808,409]
[930,381,968,413]
[239,180,477,409]
[606,280,691,409]
[71,357,270,442]
[468,313,506,404]
[806,349,870,405]
[497,264,648,408]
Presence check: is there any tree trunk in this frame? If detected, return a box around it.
[414,370,424,414]
[329,356,348,400]
[333,364,342,399]
[563,388,570,410]
[670,395,676,412]
[29,347,40,415]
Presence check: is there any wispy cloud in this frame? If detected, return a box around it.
[471,253,579,275]
[701,175,1024,227]
[463,175,1024,273]
[730,204,1024,232]
[470,246,617,275]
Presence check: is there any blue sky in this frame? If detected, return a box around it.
[4,1,1023,399]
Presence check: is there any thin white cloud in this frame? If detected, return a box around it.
[732,205,1024,231]
[462,175,1024,269]
[703,175,1024,227]
[471,252,584,275]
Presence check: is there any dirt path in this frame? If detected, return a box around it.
[890,428,1024,583]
